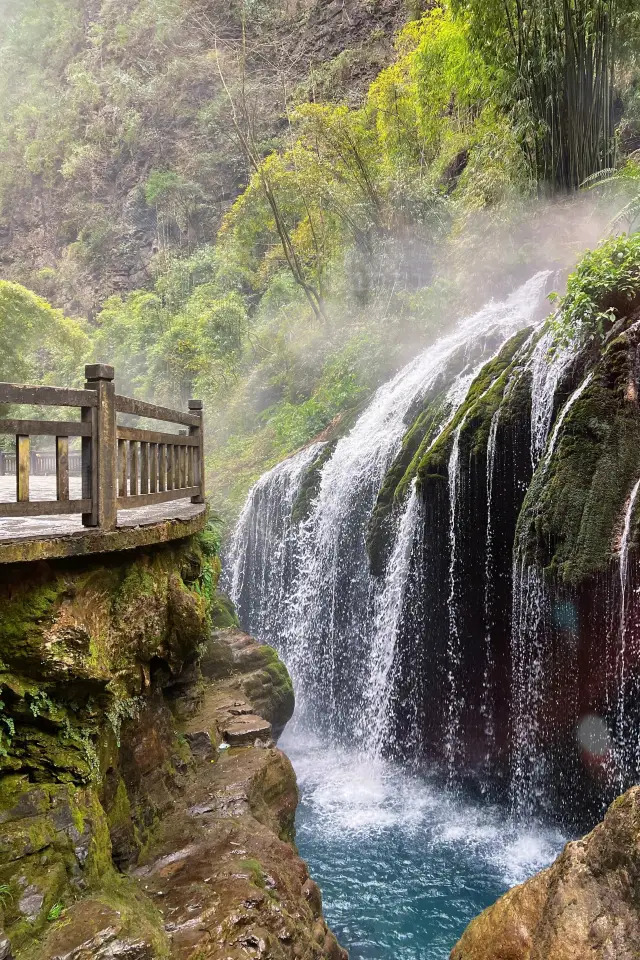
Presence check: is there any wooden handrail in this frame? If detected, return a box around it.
[114,395,200,427]
[0,364,205,527]
[0,383,98,407]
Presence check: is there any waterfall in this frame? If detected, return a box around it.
[360,370,483,757]
[508,368,597,815]
[360,483,423,756]
[616,477,640,782]
[529,331,577,467]
[227,441,326,647]
[228,271,552,754]
[510,559,550,817]
[481,408,500,769]
[444,419,466,779]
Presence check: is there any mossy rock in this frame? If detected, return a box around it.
[210,591,240,629]
[0,781,114,949]
[291,441,336,526]
[366,329,534,573]
[516,322,640,583]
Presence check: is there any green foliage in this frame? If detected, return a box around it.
[551,233,640,344]
[586,152,640,230]
[106,697,144,748]
[454,0,640,188]
[47,902,65,922]
[0,0,638,523]
[0,697,15,759]
[198,517,223,559]
[0,280,90,385]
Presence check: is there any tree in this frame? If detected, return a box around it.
[455,0,640,190]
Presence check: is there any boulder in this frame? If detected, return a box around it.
[452,786,640,960]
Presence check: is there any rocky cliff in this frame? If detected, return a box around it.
[0,540,345,960]
[451,786,640,960]
[362,251,640,824]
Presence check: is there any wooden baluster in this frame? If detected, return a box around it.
[118,439,127,498]
[166,445,173,490]
[188,400,204,504]
[150,443,158,494]
[178,431,187,489]
[187,445,194,488]
[174,445,180,489]
[141,442,149,494]
[16,435,29,502]
[158,444,166,492]
[56,437,69,502]
[130,441,139,496]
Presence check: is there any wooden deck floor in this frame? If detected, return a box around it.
[0,476,206,561]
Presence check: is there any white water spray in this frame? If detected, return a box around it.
[529,331,578,467]
[229,272,552,748]
[481,408,501,762]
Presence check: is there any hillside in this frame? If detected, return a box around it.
[1,0,640,518]
[0,0,407,315]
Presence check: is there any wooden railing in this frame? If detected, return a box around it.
[0,363,204,529]
[0,451,82,476]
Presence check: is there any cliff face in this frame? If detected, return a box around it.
[0,542,344,960]
[362,272,640,821]
[0,0,406,315]
[451,786,640,960]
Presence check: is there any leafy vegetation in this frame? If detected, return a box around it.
[0,0,639,517]
[0,281,89,386]
[551,233,640,344]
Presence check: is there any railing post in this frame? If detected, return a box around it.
[0,450,5,476]
[83,363,117,530]
[188,400,204,504]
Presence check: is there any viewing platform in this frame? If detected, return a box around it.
[0,364,207,563]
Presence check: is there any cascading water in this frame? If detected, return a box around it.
[509,370,595,817]
[225,271,573,960]
[444,418,466,780]
[229,271,553,744]
[481,408,500,774]
[360,482,423,756]
[509,560,550,817]
[227,441,326,648]
[543,372,594,468]
[529,329,577,467]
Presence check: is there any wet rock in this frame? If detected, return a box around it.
[0,545,341,960]
[222,714,272,745]
[452,785,640,959]
[36,899,161,960]
[198,629,294,740]
[183,730,217,761]
[0,936,14,960]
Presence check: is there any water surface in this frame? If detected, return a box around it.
[282,732,566,960]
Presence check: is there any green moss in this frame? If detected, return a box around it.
[0,581,64,664]
[238,858,266,888]
[367,329,534,571]
[291,442,336,525]
[105,776,132,832]
[210,592,240,628]
[367,389,449,572]
[517,325,640,583]
[418,328,534,482]
[258,645,294,700]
